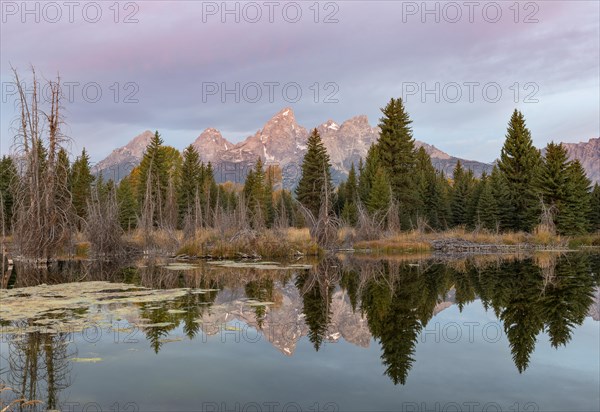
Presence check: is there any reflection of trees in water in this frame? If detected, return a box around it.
[333,253,599,384]
[295,258,340,351]
[3,253,598,389]
[357,260,449,385]
[245,278,275,329]
[4,328,74,408]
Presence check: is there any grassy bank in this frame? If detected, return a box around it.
[125,227,321,259]
[353,227,600,253]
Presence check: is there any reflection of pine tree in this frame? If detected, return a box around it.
[496,261,544,373]
[245,278,275,329]
[359,262,430,385]
[340,269,360,312]
[295,261,338,352]
[296,272,333,351]
[141,306,173,354]
[453,269,476,312]
[539,254,595,347]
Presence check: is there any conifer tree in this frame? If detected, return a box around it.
[178,145,202,225]
[414,147,445,228]
[497,110,541,231]
[588,184,600,232]
[425,172,450,230]
[358,145,380,205]
[0,156,17,232]
[539,142,569,207]
[137,131,169,226]
[367,167,392,214]
[117,176,137,230]
[70,148,94,227]
[476,177,499,230]
[559,160,591,235]
[375,98,417,224]
[466,173,486,228]
[295,129,332,217]
[489,165,511,230]
[341,164,359,225]
[450,161,473,226]
[539,143,591,235]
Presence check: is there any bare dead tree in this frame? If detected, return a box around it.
[538,197,557,236]
[297,170,340,250]
[138,169,155,249]
[274,192,290,230]
[164,174,178,231]
[386,199,401,233]
[85,184,123,257]
[355,202,384,241]
[11,67,72,260]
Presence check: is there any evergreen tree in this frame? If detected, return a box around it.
[70,148,94,227]
[427,172,451,230]
[178,145,202,225]
[559,160,591,235]
[341,164,359,225]
[367,167,392,214]
[588,184,600,232]
[413,147,447,228]
[414,147,433,218]
[489,165,511,230]
[295,129,333,217]
[358,144,380,205]
[497,110,541,231]
[0,156,17,232]
[450,161,473,227]
[539,143,591,235]
[137,131,169,226]
[476,177,499,230]
[375,98,417,225]
[117,176,138,230]
[244,158,273,227]
[466,173,486,228]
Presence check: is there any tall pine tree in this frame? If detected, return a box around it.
[295,129,333,217]
[70,148,94,228]
[375,98,417,226]
[588,184,600,232]
[497,110,541,231]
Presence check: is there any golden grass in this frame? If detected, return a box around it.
[124,227,321,258]
[354,231,432,253]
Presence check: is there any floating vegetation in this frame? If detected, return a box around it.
[162,263,202,271]
[140,322,175,328]
[0,282,190,335]
[158,337,184,344]
[71,357,103,363]
[207,261,312,270]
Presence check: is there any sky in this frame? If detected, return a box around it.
[1,0,598,164]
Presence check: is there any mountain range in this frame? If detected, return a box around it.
[93,108,599,187]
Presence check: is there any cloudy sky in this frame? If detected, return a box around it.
[1,0,598,163]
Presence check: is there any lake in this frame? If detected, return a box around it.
[1,253,599,412]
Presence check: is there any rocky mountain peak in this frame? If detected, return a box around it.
[192,128,233,163]
[92,130,154,179]
[321,120,340,131]
[559,137,599,184]
[340,115,371,129]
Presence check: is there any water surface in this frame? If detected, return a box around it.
[1,253,599,411]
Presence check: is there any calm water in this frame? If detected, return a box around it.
[1,253,599,412]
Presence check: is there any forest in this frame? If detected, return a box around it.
[1,70,599,261]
